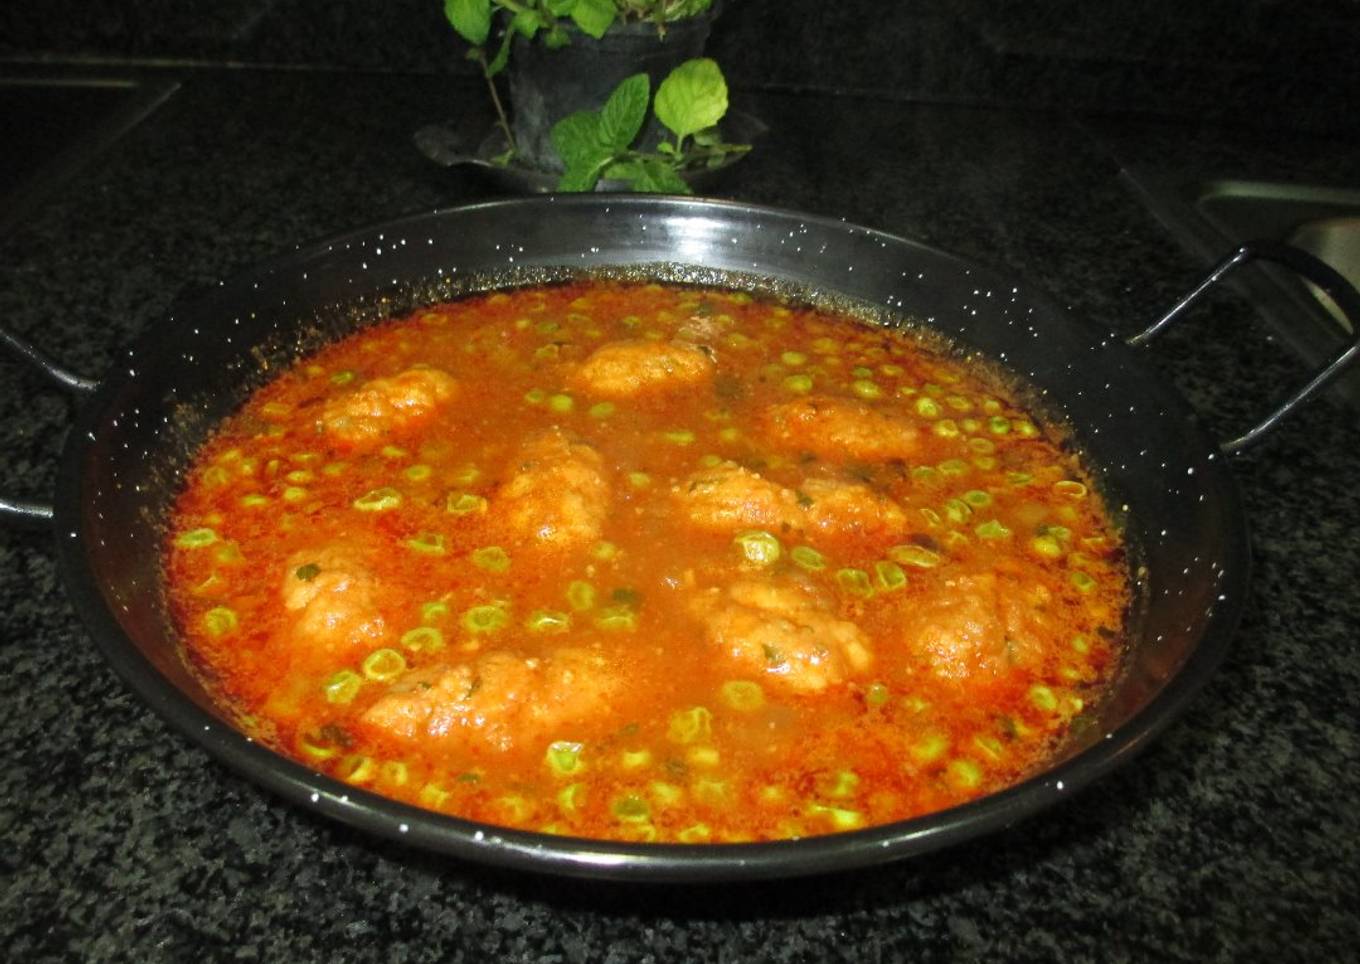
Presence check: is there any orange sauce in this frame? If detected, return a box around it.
[165,280,1127,843]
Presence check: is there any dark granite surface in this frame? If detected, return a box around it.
[3,0,1358,135]
[2,66,1359,961]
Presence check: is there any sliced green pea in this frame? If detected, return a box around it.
[782,373,814,393]
[420,600,450,623]
[446,492,488,515]
[1029,684,1059,712]
[667,706,712,745]
[1030,535,1063,558]
[526,609,571,633]
[887,544,942,568]
[874,560,907,591]
[835,568,874,598]
[323,669,363,704]
[362,648,406,681]
[806,803,864,831]
[594,606,638,631]
[406,532,446,555]
[449,464,481,485]
[947,758,984,790]
[611,794,650,823]
[400,627,444,652]
[470,545,510,572]
[910,731,949,764]
[556,782,586,813]
[566,580,596,611]
[202,607,238,636]
[733,529,782,566]
[462,605,509,633]
[353,487,401,512]
[175,528,217,549]
[545,741,585,777]
[677,824,712,843]
[1070,571,1097,593]
[790,545,826,571]
[943,498,972,523]
[719,680,765,712]
[1054,480,1088,499]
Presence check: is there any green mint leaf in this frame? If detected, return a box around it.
[511,9,544,38]
[598,74,650,152]
[602,159,645,184]
[558,164,603,192]
[570,0,617,38]
[486,24,515,75]
[691,125,722,147]
[635,158,692,195]
[444,0,492,46]
[654,58,728,141]
[295,563,321,581]
[546,0,575,14]
[551,111,607,170]
[544,24,571,48]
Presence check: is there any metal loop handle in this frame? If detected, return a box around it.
[1128,240,1360,455]
[0,328,99,529]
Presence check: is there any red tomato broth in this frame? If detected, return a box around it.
[165,280,1128,844]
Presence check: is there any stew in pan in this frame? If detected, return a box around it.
[165,278,1130,843]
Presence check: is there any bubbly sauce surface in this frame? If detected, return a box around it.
[166,280,1128,843]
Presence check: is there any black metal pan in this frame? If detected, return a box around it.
[3,196,1358,882]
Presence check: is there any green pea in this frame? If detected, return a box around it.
[734,530,782,566]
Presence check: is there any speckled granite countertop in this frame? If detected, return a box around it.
[1,67,1358,962]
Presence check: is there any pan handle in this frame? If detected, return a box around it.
[0,328,99,529]
[1127,240,1360,455]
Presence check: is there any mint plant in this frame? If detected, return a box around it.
[441,0,718,162]
[550,58,749,192]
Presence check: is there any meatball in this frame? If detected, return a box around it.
[691,579,873,693]
[762,396,920,462]
[280,546,386,660]
[893,571,1049,682]
[569,339,714,399]
[320,367,457,447]
[360,647,621,752]
[673,463,906,546]
[673,461,802,532]
[495,429,610,550]
[799,477,907,541]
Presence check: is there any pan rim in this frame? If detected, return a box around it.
[51,194,1252,882]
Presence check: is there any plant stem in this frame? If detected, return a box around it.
[474,48,517,156]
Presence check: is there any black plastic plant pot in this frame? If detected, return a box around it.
[507,7,720,172]
[3,196,1358,882]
